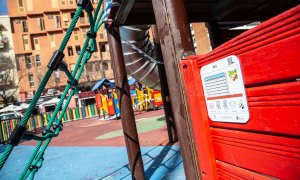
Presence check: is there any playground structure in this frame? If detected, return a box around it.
[0,87,162,144]
[120,25,162,89]
[0,0,300,179]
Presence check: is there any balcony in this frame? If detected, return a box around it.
[27,12,43,16]
[30,31,47,35]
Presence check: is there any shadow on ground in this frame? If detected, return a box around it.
[99,142,184,180]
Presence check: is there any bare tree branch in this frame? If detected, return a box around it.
[0,55,19,106]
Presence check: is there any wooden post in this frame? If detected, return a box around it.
[152,25,178,143]
[107,26,145,180]
[152,0,200,179]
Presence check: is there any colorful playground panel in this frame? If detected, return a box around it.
[0,89,163,144]
[0,104,99,144]
[181,6,300,179]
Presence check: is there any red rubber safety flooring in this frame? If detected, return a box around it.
[21,109,174,147]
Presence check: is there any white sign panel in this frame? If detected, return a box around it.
[200,55,249,123]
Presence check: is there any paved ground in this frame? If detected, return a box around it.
[0,110,185,179]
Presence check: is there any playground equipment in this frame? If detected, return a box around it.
[132,87,163,111]
[120,26,161,89]
[0,87,163,144]
[1,0,299,179]
[180,6,300,179]
[108,1,299,179]
[0,1,106,178]
[0,104,101,143]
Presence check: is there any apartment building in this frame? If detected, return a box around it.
[191,23,212,55]
[7,0,113,101]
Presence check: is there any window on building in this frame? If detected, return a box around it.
[18,0,24,12]
[16,57,20,71]
[22,35,30,51]
[60,0,66,6]
[79,12,85,23]
[99,33,104,40]
[99,43,106,52]
[18,0,24,7]
[35,54,41,67]
[95,62,100,71]
[74,29,79,40]
[28,74,35,87]
[50,34,56,47]
[69,0,74,5]
[22,20,28,32]
[39,18,45,31]
[102,61,109,70]
[82,28,87,39]
[75,45,81,55]
[64,21,69,26]
[55,16,61,28]
[80,12,85,17]
[33,37,40,50]
[67,46,73,56]
[25,55,32,69]
[70,12,75,19]
[86,63,93,72]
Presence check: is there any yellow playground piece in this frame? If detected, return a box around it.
[132,87,155,111]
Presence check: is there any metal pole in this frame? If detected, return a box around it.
[152,25,178,144]
[151,0,200,179]
[107,26,145,180]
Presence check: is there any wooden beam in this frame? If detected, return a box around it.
[107,26,145,180]
[114,0,135,24]
[152,25,178,144]
[151,0,200,179]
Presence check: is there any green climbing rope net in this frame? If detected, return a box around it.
[0,0,106,179]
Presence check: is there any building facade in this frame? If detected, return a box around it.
[191,23,212,55]
[7,0,113,101]
[0,15,19,106]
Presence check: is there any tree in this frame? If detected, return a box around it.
[0,55,19,105]
[36,67,63,96]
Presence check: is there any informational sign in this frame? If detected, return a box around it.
[200,55,249,123]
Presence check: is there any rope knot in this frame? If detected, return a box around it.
[42,129,54,137]
[87,31,97,39]
[52,124,63,131]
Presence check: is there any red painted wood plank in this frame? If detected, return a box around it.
[210,81,300,136]
[211,128,300,179]
[195,5,300,65]
[216,161,274,180]
[181,60,218,179]
[240,35,300,86]
[180,5,300,180]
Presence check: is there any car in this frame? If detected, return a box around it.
[0,112,23,121]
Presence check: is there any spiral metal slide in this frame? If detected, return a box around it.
[120,25,161,90]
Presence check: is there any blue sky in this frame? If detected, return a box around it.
[0,0,8,15]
